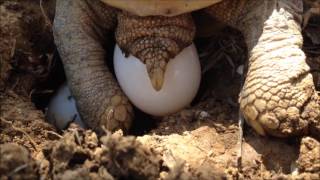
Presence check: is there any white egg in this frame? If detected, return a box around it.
[114,44,201,116]
[46,83,85,130]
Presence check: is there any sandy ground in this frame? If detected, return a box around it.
[1,0,320,179]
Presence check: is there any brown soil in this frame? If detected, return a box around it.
[1,0,320,179]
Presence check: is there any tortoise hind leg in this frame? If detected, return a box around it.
[53,0,133,132]
[205,0,320,138]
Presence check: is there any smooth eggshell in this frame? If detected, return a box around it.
[46,83,85,130]
[114,44,201,116]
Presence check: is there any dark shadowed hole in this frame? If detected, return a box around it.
[31,50,66,110]
[90,165,99,173]
[68,152,89,168]
[129,107,158,136]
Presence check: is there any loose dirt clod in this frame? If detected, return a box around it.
[297,137,320,173]
[34,128,161,179]
[0,143,39,179]
[0,0,320,179]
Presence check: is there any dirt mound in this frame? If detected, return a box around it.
[1,0,319,179]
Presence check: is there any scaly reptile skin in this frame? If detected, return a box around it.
[206,0,320,138]
[54,0,320,138]
[116,12,195,90]
[53,0,194,132]
[54,0,133,133]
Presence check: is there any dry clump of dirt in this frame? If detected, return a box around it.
[38,129,161,179]
[297,137,320,173]
[1,0,320,179]
[0,91,58,157]
[3,94,316,179]
[0,126,161,179]
[138,99,320,179]
[0,143,39,179]
[0,0,55,97]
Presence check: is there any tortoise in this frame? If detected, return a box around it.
[53,0,320,138]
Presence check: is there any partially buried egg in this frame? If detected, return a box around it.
[46,84,85,130]
[114,44,201,116]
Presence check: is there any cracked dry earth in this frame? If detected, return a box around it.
[1,0,320,180]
